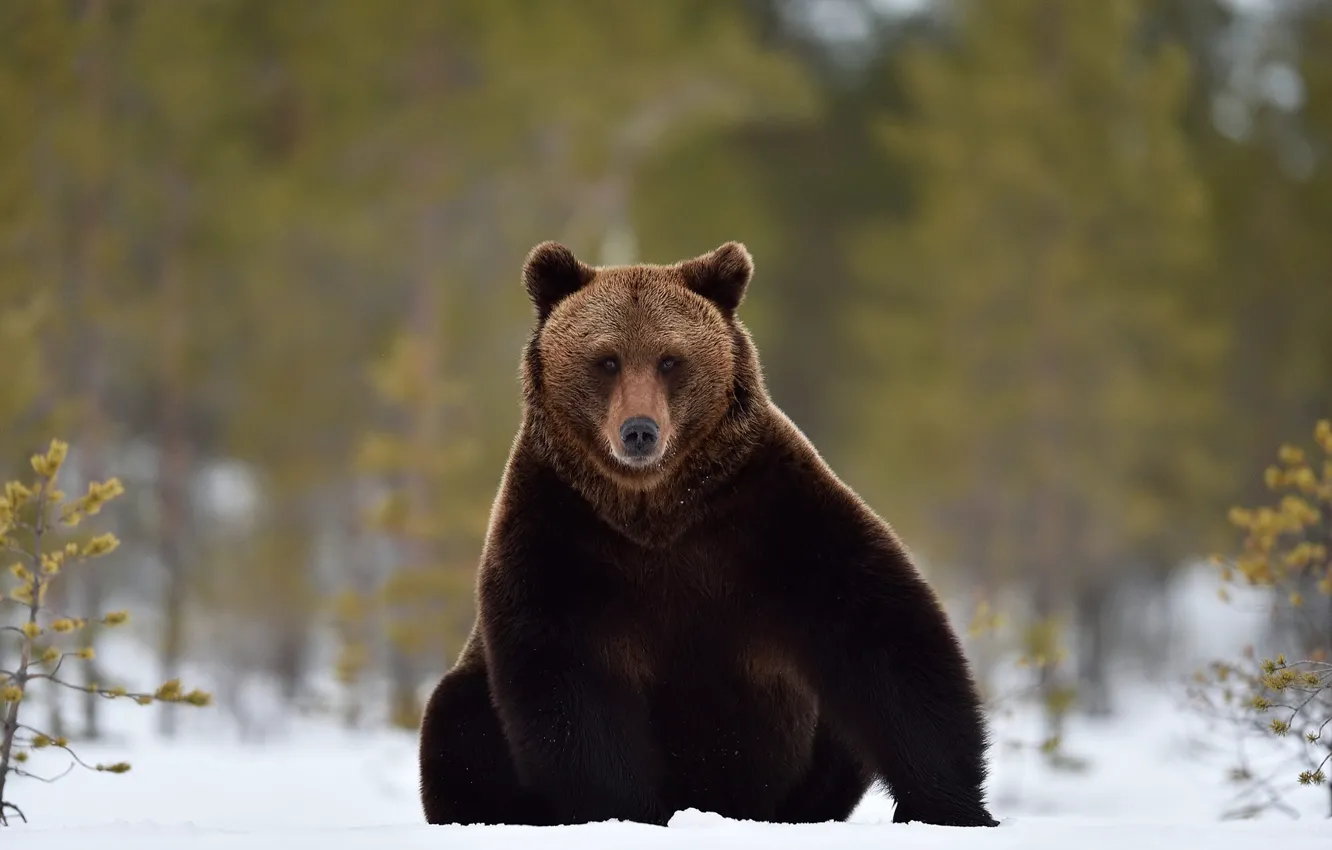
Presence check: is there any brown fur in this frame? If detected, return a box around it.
[524,243,760,533]
[418,241,997,828]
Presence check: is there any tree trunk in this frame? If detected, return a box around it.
[71,212,110,741]
[388,642,420,731]
[341,482,377,730]
[64,0,112,741]
[156,168,191,739]
[1074,583,1113,718]
[76,445,108,740]
[386,196,445,730]
[274,630,305,708]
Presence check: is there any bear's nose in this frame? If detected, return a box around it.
[619,416,660,457]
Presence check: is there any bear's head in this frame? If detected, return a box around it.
[521,240,758,492]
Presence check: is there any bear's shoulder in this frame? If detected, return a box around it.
[737,411,904,557]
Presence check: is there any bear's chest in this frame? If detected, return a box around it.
[602,533,748,630]
[592,538,808,697]
[611,561,819,795]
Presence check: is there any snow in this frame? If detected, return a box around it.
[6,680,1328,849]
[8,817,1332,850]
[5,566,1330,847]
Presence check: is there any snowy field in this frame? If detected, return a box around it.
[4,564,1329,848]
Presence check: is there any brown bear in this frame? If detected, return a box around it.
[418,240,997,829]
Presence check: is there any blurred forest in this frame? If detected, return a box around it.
[1,0,1329,739]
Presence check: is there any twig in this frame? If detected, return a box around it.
[0,476,47,815]
[22,674,125,699]
[1221,737,1304,820]
[49,745,104,774]
[0,543,34,562]
[11,762,75,784]
[41,653,69,682]
[1284,686,1328,726]
[13,724,110,775]
[1311,749,1332,775]
[16,724,54,740]
[0,800,26,825]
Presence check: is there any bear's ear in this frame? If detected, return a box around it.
[523,241,595,322]
[678,241,753,317]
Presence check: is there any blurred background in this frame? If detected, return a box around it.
[1,0,1329,787]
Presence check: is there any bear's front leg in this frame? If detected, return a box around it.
[479,553,668,827]
[771,513,998,827]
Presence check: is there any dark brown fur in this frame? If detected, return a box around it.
[418,241,998,828]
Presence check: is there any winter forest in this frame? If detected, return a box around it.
[1,0,1331,847]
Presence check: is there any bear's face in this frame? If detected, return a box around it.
[523,241,753,490]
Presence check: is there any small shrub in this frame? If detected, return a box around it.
[0,439,212,825]
[1190,420,1332,819]
[967,600,1086,773]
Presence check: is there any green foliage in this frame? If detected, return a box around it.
[0,440,210,825]
[1217,420,1332,603]
[1190,6,1332,501]
[0,297,47,444]
[333,328,490,729]
[834,0,1245,747]
[849,0,1222,578]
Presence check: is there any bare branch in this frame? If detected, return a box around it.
[42,653,69,682]
[1313,750,1332,774]
[16,724,55,741]
[11,761,74,784]
[13,724,109,776]
[22,674,133,700]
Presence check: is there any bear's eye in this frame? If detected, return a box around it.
[598,356,620,374]
[659,356,678,374]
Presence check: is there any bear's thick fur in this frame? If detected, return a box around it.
[418,241,997,828]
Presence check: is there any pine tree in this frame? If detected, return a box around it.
[1,440,211,825]
[850,0,1221,722]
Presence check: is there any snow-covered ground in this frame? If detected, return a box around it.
[4,563,1330,847]
[7,679,1327,848]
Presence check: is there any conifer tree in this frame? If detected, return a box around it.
[1,440,210,825]
[850,0,1220,724]
[348,330,489,729]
